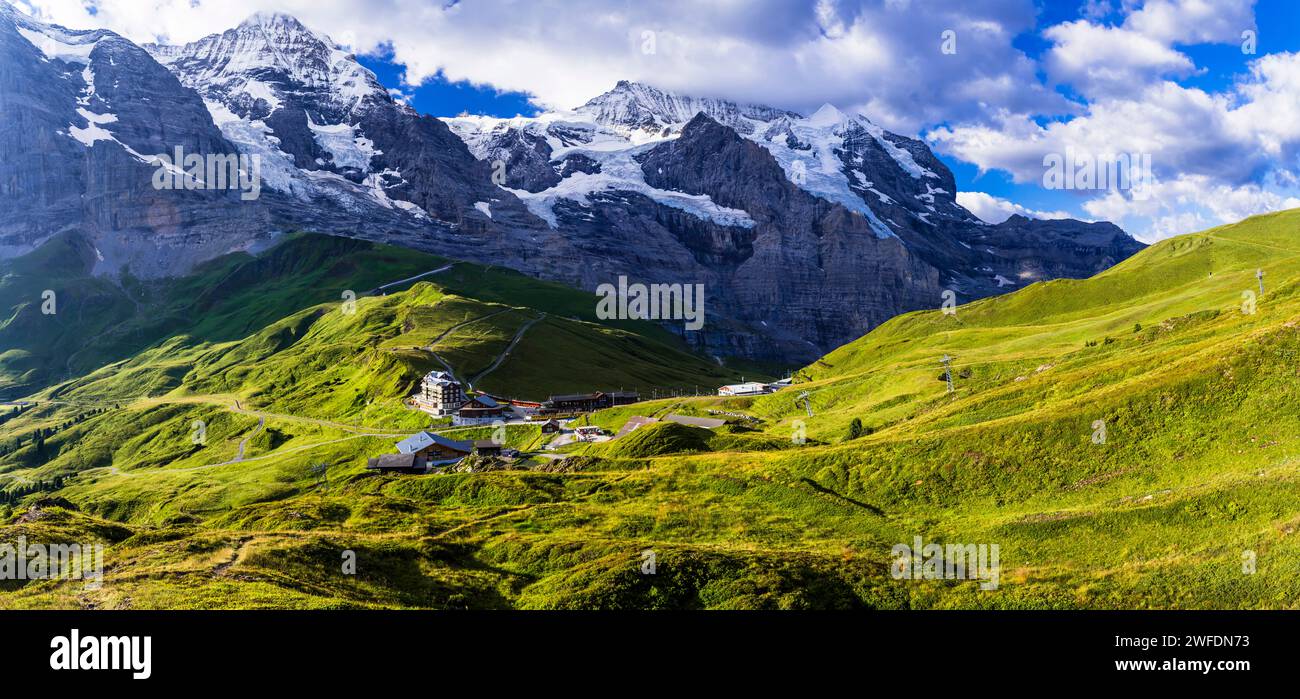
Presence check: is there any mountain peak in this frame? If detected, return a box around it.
[576,80,801,139]
[806,103,846,127]
[244,10,304,25]
[233,11,333,51]
[147,10,385,113]
[238,11,323,42]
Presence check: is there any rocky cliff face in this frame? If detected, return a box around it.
[0,4,272,272]
[0,6,1144,363]
[636,114,942,357]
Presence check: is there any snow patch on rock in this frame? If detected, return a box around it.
[306,114,379,171]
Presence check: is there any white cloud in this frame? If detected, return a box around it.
[956,191,1074,224]
[929,51,1300,240]
[1124,0,1256,45]
[929,80,1244,184]
[17,0,1066,135]
[1080,0,1116,21]
[1080,174,1300,242]
[1043,20,1195,98]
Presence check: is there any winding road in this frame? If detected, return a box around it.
[233,416,266,461]
[366,263,456,295]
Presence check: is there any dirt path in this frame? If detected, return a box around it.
[422,309,511,350]
[213,538,251,576]
[234,416,266,461]
[414,308,514,390]
[367,263,456,295]
[75,393,519,480]
[469,313,545,390]
[90,432,390,479]
[223,398,405,436]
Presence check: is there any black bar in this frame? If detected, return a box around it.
[0,610,1286,686]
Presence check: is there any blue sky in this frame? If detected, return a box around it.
[24,0,1300,241]
[358,50,538,120]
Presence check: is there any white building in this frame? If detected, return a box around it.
[718,382,770,397]
[415,371,466,416]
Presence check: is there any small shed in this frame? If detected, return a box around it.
[575,426,605,441]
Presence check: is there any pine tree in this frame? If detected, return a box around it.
[847,418,864,441]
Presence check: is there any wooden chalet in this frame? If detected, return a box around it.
[540,390,640,415]
[453,394,507,425]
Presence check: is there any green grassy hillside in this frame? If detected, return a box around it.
[0,232,739,402]
[4,210,1300,609]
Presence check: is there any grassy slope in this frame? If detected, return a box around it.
[734,208,1300,607]
[0,233,741,402]
[5,211,1300,609]
[0,233,434,400]
[0,233,137,398]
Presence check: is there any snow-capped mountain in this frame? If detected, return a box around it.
[446,81,972,237]
[143,12,534,229]
[445,80,1138,306]
[145,12,390,194]
[574,79,801,140]
[0,5,1143,362]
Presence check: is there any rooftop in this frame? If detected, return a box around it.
[423,370,459,386]
[367,453,418,470]
[395,431,472,454]
[548,392,602,402]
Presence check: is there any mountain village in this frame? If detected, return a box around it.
[365,370,793,475]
